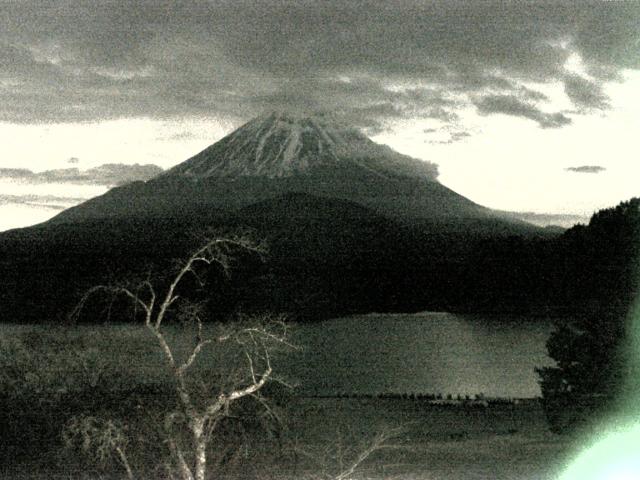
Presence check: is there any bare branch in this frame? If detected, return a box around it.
[249,392,284,428]
[177,339,212,375]
[140,280,156,318]
[245,350,257,385]
[69,284,153,324]
[227,365,273,401]
[294,427,406,480]
[154,236,264,329]
[115,446,135,480]
[164,413,195,480]
[167,437,194,480]
[145,323,177,369]
[333,428,405,480]
[203,360,273,421]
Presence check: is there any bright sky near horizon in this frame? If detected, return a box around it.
[1,1,639,231]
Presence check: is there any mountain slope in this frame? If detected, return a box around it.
[49,112,517,229]
[0,191,424,322]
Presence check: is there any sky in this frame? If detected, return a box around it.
[0,0,639,231]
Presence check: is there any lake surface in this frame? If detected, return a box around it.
[283,312,555,398]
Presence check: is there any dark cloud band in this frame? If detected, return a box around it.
[0,193,86,210]
[0,1,638,129]
[0,163,163,186]
[565,165,607,174]
[475,94,571,128]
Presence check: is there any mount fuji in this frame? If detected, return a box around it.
[48,112,518,229]
[0,112,551,323]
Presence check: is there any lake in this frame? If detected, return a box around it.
[284,311,556,398]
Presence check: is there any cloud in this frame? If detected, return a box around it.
[0,168,34,179]
[563,74,609,110]
[425,128,473,145]
[0,163,163,185]
[0,193,85,210]
[240,77,461,134]
[475,94,572,128]
[0,1,637,129]
[163,131,199,141]
[449,131,472,142]
[565,165,607,173]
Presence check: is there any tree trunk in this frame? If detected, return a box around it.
[193,417,207,480]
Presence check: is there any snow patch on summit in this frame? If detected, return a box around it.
[165,112,439,180]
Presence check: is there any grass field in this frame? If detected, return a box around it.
[0,323,575,479]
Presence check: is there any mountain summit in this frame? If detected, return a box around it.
[165,112,439,180]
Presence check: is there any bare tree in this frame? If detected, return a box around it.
[70,235,293,480]
[294,426,406,480]
[63,415,135,480]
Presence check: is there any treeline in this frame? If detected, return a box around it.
[0,196,637,325]
[312,392,526,404]
[315,392,467,400]
[217,196,639,320]
[535,198,640,432]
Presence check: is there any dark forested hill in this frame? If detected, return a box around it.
[0,195,637,324]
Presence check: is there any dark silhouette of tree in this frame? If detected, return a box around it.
[538,198,640,433]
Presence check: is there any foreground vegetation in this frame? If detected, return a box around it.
[537,199,640,434]
[0,323,576,479]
